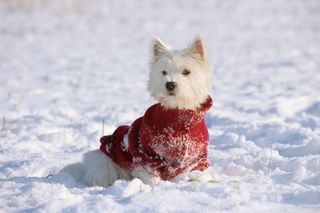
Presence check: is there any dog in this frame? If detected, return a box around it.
[61,36,213,186]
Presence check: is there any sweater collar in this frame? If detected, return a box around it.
[145,96,212,131]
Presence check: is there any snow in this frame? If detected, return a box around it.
[0,0,320,212]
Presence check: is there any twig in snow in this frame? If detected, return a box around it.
[63,124,66,148]
[102,119,105,136]
[240,169,250,177]
[313,159,320,172]
[267,140,273,175]
[2,115,5,131]
[45,169,55,178]
[226,166,234,176]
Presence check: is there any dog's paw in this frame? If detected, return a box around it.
[131,167,160,186]
[146,176,161,186]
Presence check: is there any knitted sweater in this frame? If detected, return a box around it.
[100,96,212,180]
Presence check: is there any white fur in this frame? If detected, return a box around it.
[148,36,212,110]
[131,167,161,186]
[61,150,131,187]
[61,36,212,186]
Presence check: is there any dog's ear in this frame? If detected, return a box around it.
[189,36,206,61]
[152,37,169,60]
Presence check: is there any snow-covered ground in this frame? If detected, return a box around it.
[1,0,320,212]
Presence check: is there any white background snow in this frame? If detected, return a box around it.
[1,0,320,212]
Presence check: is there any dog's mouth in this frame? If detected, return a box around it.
[168,92,176,96]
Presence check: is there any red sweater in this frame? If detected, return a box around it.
[100,96,212,180]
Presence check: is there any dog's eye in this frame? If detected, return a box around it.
[182,69,191,76]
[162,70,167,75]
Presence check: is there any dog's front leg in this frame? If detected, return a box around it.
[131,167,160,186]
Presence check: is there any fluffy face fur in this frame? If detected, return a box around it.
[148,37,212,110]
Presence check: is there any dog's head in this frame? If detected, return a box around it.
[148,36,212,110]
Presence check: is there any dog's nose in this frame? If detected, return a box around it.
[166,82,177,91]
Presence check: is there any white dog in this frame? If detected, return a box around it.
[62,36,213,186]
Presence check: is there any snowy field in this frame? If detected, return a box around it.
[1,0,320,212]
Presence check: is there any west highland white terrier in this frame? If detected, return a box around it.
[62,36,213,186]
